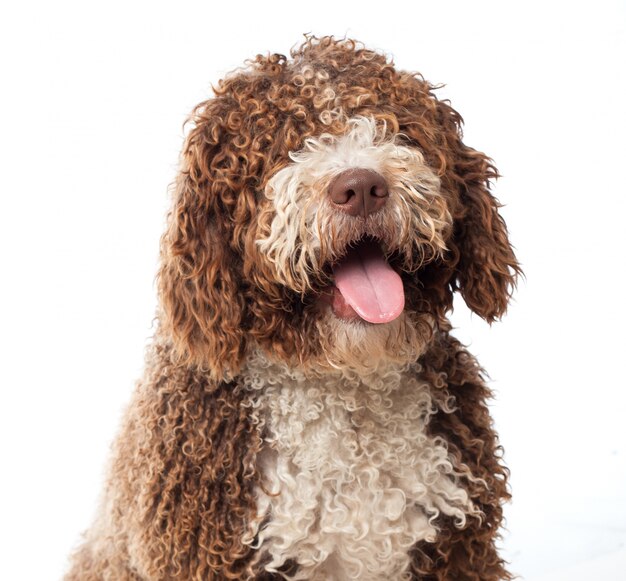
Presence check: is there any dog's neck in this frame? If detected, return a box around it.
[241,344,416,388]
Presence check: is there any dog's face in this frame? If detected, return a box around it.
[158,37,520,378]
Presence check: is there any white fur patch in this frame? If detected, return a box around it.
[256,116,451,294]
[241,352,478,581]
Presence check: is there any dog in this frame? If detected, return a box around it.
[66,36,520,581]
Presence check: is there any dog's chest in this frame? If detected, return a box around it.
[242,359,475,581]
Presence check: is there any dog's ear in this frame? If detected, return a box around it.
[450,144,521,322]
[399,91,521,322]
[158,100,246,377]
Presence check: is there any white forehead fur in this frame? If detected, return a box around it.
[286,115,390,177]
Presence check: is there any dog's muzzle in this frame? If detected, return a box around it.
[323,169,405,325]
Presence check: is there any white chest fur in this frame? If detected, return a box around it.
[242,354,477,581]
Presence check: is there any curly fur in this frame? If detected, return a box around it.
[65,36,520,580]
[257,115,451,294]
[241,350,481,581]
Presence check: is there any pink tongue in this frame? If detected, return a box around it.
[332,240,405,324]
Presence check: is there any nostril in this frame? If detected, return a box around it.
[333,187,355,205]
[371,185,387,198]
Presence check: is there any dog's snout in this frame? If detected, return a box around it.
[329,168,388,218]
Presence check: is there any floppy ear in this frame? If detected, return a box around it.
[158,101,246,377]
[398,86,521,322]
[451,145,521,321]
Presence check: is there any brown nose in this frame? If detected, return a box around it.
[328,168,388,218]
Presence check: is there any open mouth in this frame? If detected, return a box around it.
[325,237,405,324]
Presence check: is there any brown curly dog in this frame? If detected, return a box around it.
[66,36,520,581]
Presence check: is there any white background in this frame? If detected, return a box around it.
[1,1,625,579]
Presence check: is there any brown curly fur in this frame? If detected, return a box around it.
[66,36,520,580]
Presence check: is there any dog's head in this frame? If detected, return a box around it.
[158,37,520,378]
